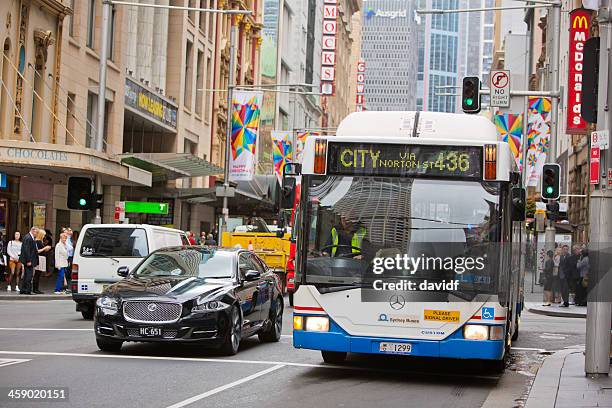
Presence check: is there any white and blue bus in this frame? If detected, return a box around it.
[284,111,526,370]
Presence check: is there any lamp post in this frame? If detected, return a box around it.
[98,1,251,227]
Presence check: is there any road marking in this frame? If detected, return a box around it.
[0,351,500,379]
[510,347,549,353]
[0,358,30,367]
[0,328,92,331]
[539,335,566,340]
[165,364,285,408]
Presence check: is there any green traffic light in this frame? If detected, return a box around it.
[465,98,474,106]
[545,186,554,195]
[79,198,87,206]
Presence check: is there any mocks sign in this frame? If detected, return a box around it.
[566,8,592,135]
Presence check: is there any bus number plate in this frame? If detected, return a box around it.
[379,342,412,354]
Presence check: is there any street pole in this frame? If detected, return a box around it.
[221,16,237,241]
[585,1,612,376]
[95,1,112,224]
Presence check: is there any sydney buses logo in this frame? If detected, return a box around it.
[572,15,589,29]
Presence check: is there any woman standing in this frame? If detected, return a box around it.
[542,250,554,306]
[6,231,22,292]
[34,230,52,294]
[54,233,69,295]
[552,247,562,303]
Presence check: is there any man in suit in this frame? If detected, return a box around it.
[19,227,39,295]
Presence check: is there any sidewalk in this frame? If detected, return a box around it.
[525,349,612,408]
[524,285,587,318]
[0,273,71,300]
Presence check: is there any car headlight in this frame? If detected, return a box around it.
[192,300,230,313]
[463,324,489,340]
[96,297,118,314]
[305,316,329,332]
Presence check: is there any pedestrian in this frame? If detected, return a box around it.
[6,231,23,292]
[43,229,53,277]
[33,229,52,294]
[542,250,554,306]
[558,244,577,307]
[552,247,561,303]
[205,233,217,246]
[19,227,39,295]
[0,232,6,283]
[199,232,206,245]
[54,233,69,295]
[63,228,74,291]
[575,247,589,306]
[187,231,196,245]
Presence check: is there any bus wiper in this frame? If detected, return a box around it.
[317,284,362,294]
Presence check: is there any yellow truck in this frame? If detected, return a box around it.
[221,219,291,293]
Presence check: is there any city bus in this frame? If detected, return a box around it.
[284,111,526,371]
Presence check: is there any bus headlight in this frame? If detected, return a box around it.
[463,325,489,340]
[293,316,304,330]
[305,316,329,332]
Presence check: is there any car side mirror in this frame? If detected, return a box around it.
[117,266,130,277]
[244,270,261,281]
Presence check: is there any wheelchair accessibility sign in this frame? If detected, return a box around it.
[481,307,494,320]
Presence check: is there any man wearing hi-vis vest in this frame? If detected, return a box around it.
[323,217,366,258]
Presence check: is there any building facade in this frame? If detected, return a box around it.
[360,0,418,111]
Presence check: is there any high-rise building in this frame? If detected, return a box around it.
[416,0,460,113]
[360,0,419,111]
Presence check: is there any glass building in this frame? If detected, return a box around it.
[360,0,419,111]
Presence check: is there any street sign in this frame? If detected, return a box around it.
[124,201,169,215]
[114,201,125,222]
[215,186,236,198]
[489,70,510,107]
[591,130,609,150]
[590,147,600,185]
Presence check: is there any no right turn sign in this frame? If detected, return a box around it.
[490,70,510,107]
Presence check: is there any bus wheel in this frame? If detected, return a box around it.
[511,316,520,341]
[321,351,347,364]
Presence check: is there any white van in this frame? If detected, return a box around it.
[71,224,189,319]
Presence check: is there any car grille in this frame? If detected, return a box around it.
[126,328,178,339]
[123,301,182,323]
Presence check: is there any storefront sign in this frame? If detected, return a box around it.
[567,8,592,134]
[356,60,366,111]
[321,0,337,96]
[125,77,178,130]
[124,201,169,215]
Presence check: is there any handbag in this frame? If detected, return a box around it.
[35,255,46,272]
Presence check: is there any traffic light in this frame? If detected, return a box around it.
[462,76,481,114]
[541,164,561,200]
[67,177,93,210]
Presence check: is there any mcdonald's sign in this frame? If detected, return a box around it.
[566,8,592,135]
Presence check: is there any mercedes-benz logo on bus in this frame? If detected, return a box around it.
[389,295,405,310]
[147,303,158,312]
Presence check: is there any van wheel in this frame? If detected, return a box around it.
[321,351,347,364]
[96,337,123,352]
[81,308,94,320]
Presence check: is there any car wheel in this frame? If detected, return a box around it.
[220,306,242,356]
[96,337,123,352]
[258,296,283,343]
[321,351,347,364]
[81,308,94,320]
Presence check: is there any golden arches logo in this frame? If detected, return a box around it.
[573,15,589,29]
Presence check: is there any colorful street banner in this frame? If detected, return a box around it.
[230,91,263,181]
[295,131,319,162]
[526,97,552,187]
[494,113,523,170]
[271,131,293,184]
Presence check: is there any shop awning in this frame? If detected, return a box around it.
[120,153,223,182]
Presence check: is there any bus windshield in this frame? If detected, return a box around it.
[301,176,503,297]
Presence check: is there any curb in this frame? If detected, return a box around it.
[525,349,583,408]
[0,294,71,301]
[527,306,586,319]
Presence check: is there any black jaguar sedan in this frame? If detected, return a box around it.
[94,247,283,355]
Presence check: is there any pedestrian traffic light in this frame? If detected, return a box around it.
[462,76,481,114]
[541,164,561,200]
[67,177,93,210]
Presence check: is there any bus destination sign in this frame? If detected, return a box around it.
[326,142,483,179]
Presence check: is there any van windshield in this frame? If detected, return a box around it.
[80,228,149,258]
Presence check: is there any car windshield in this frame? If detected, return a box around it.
[80,228,149,257]
[134,248,234,279]
[301,176,502,296]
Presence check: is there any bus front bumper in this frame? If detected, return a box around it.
[293,319,505,360]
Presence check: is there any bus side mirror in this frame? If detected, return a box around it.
[511,187,526,221]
